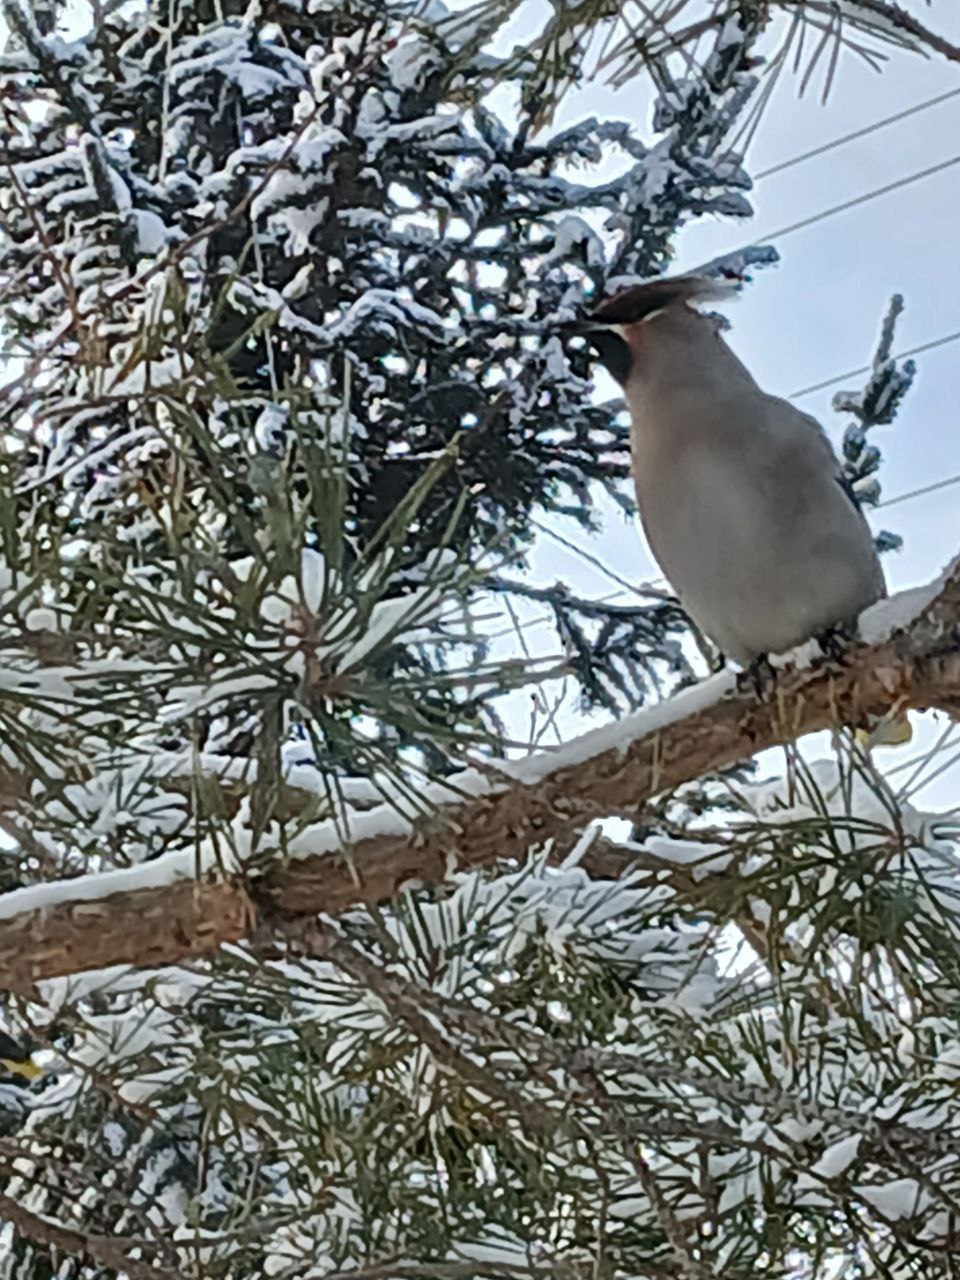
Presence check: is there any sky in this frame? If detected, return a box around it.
[491,1,960,812]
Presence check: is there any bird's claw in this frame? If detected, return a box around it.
[737,654,776,698]
[816,624,855,664]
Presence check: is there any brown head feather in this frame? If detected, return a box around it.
[590,274,740,325]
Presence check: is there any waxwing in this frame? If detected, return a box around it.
[577,275,909,744]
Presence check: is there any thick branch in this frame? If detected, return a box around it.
[0,562,957,991]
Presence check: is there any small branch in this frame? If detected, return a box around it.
[618,0,960,68]
[281,921,960,1159]
[0,561,958,990]
[807,0,960,65]
[303,923,705,1274]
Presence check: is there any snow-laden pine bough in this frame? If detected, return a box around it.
[0,555,958,994]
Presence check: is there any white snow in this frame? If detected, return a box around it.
[855,1178,929,1221]
[385,37,438,91]
[102,1122,126,1157]
[858,555,958,643]
[300,547,327,613]
[131,208,169,255]
[106,164,132,211]
[281,263,313,301]
[544,214,605,268]
[503,670,735,784]
[23,607,58,632]
[810,1134,861,1178]
[644,835,730,873]
[0,838,242,924]
[336,583,452,672]
[254,402,288,452]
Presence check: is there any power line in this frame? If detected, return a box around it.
[790,329,960,399]
[877,471,960,510]
[533,519,669,600]
[754,88,960,181]
[743,151,960,250]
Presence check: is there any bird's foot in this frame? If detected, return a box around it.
[737,654,776,699]
[816,624,856,664]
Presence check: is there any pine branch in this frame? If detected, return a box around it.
[284,919,960,1160]
[655,1,960,67]
[463,0,960,113]
[814,0,960,65]
[0,561,958,991]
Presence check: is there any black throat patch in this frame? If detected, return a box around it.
[588,330,632,386]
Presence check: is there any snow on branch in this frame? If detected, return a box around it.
[0,1191,177,1280]
[0,558,958,993]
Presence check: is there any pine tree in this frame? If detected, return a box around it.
[0,0,958,1277]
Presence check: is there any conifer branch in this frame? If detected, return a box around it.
[0,561,957,992]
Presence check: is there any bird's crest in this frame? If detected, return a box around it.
[590,274,741,325]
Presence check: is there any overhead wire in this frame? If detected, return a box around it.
[789,329,960,399]
[691,118,960,518]
[727,151,960,257]
[876,471,960,511]
[713,85,960,264]
[731,100,960,516]
[753,87,960,181]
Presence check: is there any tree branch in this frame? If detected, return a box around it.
[0,560,957,992]
[612,0,960,68]
[807,0,960,65]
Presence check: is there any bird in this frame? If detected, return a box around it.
[575,273,910,744]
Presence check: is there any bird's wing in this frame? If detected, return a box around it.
[775,399,888,600]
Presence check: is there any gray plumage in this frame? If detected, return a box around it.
[584,277,886,665]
